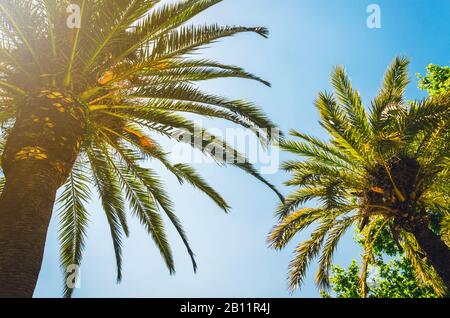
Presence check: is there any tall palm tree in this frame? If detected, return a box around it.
[0,0,282,298]
[268,57,450,297]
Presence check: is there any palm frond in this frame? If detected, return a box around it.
[86,144,128,282]
[268,208,325,250]
[57,159,91,298]
[316,216,356,288]
[331,66,370,141]
[170,163,230,212]
[370,56,410,131]
[401,232,447,297]
[287,219,335,292]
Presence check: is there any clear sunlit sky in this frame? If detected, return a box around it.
[35,0,450,297]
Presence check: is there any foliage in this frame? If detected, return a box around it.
[418,64,450,96]
[268,57,450,297]
[321,257,437,298]
[0,0,282,297]
[321,228,438,298]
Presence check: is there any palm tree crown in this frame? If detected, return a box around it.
[0,0,281,297]
[268,57,450,297]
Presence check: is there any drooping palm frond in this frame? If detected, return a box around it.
[286,219,335,291]
[269,57,450,296]
[268,208,327,250]
[86,144,129,283]
[358,217,389,298]
[400,232,447,297]
[57,160,91,298]
[316,216,356,288]
[170,163,230,212]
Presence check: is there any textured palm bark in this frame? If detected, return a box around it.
[0,93,84,298]
[0,162,61,297]
[412,222,450,294]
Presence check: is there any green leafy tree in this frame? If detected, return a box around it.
[0,0,282,298]
[418,64,450,246]
[321,230,437,298]
[268,57,450,297]
[321,259,437,298]
[418,64,450,96]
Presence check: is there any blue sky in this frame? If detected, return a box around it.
[35,0,450,297]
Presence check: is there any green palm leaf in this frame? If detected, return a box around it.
[57,160,91,298]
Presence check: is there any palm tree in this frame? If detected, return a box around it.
[0,0,282,298]
[268,57,450,297]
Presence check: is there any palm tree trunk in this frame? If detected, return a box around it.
[412,222,450,293]
[0,94,84,297]
[0,161,61,297]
